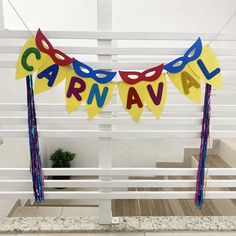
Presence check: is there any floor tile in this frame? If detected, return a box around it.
[61,206,99,216]
[146,232,236,236]
[12,206,63,217]
[17,233,144,236]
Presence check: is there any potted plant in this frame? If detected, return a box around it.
[50,148,76,180]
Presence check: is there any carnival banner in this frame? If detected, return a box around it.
[16,29,222,122]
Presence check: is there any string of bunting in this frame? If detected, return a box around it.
[10,0,236,209]
[15,28,222,206]
[16,29,222,122]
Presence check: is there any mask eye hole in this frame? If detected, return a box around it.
[127,74,139,79]
[188,48,196,58]
[42,40,50,50]
[173,60,183,67]
[55,53,65,60]
[145,71,155,77]
[80,66,90,74]
[96,73,106,78]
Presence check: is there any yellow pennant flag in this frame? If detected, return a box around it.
[145,73,167,118]
[188,45,222,89]
[34,59,70,94]
[168,65,201,104]
[65,70,92,113]
[16,36,50,80]
[118,81,145,122]
[86,82,115,119]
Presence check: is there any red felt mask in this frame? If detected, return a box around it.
[119,64,164,84]
[35,29,73,66]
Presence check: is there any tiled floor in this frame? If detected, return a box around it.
[12,206,99,217]
[61,206,99,217]
[0,234,143,236]
[12,197,236,217]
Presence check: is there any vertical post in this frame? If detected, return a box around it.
[97,0,113,225]
[0,0,4,29]
[0,0,4,146]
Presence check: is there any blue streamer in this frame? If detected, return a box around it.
[195,83,212,208]
[26,74,44,203]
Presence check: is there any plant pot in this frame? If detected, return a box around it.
[51,175,71,180]
[52,164,71,189]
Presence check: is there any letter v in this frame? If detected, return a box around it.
[147,82,164,105]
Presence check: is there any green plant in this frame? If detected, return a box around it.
[50,148,76,168]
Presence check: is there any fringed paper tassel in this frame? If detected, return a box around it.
[195,83,212,208]
[26,74,44,203]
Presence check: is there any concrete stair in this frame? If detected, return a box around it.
[191,153,236,216]
[218,139,236,167]
[156,161,188,168]
[191,154,230,168]
[9,150,236,217]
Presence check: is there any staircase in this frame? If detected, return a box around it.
[112,156,236,217]
[7,150,236,218]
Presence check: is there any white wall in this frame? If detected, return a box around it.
[112,0,235,33]
[3,0,236,32]
[0,0,235,216]
[0,0,235,165]
[0,2,235,164]
[218,140,236,168]
[0,0,235,170]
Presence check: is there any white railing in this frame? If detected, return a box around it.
[1,168,236,200]
[0,24,236,223]
[1,103,236,138]
[0,30,236,70]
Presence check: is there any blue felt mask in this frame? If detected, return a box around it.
[164,37,202,73]
[73,59,116,84]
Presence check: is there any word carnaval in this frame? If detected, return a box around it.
[16,29,222,121]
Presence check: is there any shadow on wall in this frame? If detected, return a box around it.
[0,137,200,168]
[40,138,201,168]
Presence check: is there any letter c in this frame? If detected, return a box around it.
[21,47,41,72]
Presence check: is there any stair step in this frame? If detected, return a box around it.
[192,154,230,168]
[156,162,187,168]
[221,139,236,150]
[164,175,222,216]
